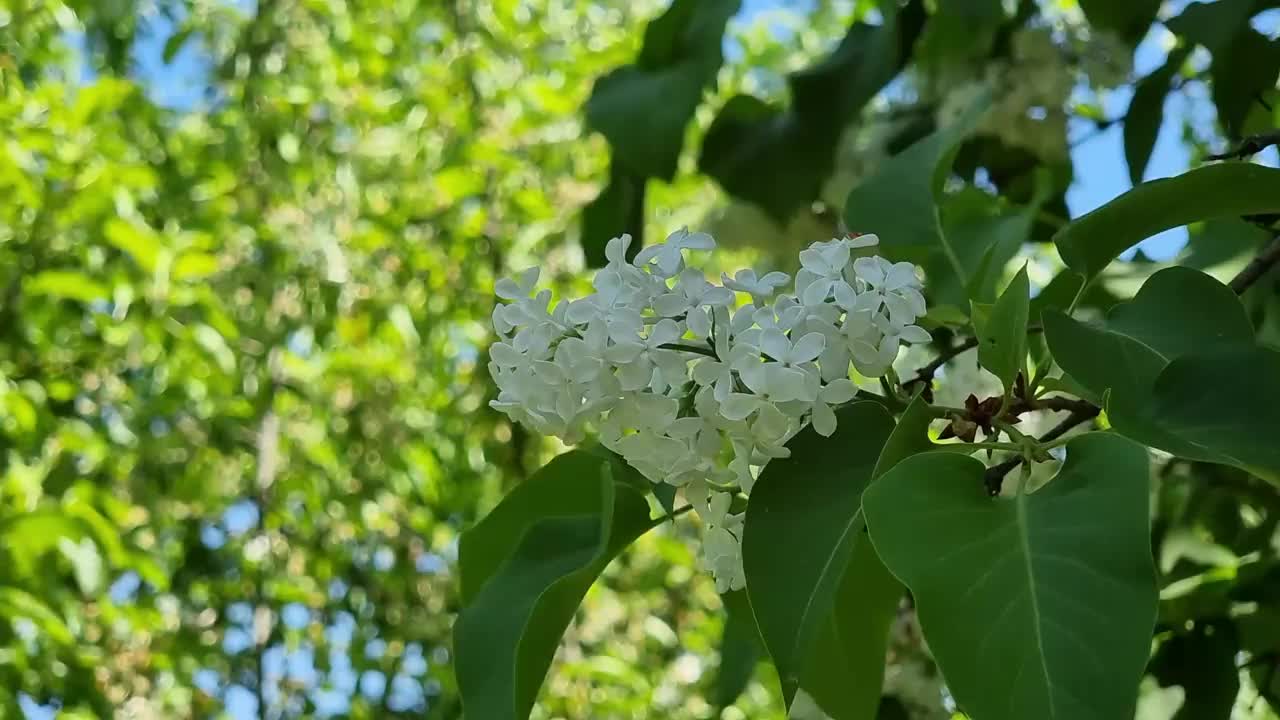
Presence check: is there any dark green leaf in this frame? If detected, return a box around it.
[1125,47,1191,185]
[1042,266,1279,474]
[974,265,1029,393]
[799,536,902,720]
[458,449,648,603]
[1042,264,1245,385]
[162,26,194,63]
[1078,0,1161,44]
[1165,0,1256,54]
[916,0,1006,64]
[742,402,895,711]
[1151,621,1240,720]
[714,590,762,708]
[1054,163,1280,281]
[844,90,990,261]
[699,0,924,221]
[1181,218,1270,270]
[584,0,738,181]
[1145,346,1280,480]
[454,469,655,720]
[581,170,644,268]
[863,433,1158,720]
[1209,28,1280,137]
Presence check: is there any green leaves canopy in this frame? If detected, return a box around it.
[864,433,1158,720]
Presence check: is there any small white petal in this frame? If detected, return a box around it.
[767,365,809,402]
[687,308,712,339]
[759,329,792,363]
[852,256,885,286]
[494,277,525,300]
[720,393,760,421]
[801,279,833,307]
[899,325,933,344]
[885,262,919,290]
[790,332,827,364]
[653,293,690,317]
[847,233,879,248]
[820,378,857,404]
[605,341,644,364]
[812,400,837,437]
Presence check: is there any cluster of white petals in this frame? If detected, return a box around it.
[488,228,930,592]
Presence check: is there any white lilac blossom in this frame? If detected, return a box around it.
[487,228,930,592]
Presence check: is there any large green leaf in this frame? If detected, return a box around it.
[1145,347,1280,479]
[458,448,649,603]
[973,265,1029,393]
[1053,163,1280,281]
[584,0,738,181]
[1181,217,1271,270]
[699,0,924,221]
[741,402,896,712]
[1124,47,1191,185]
[844,91,990,264]
[863,433,1158,720]
[1043,266,1280,474]
[454,466,655,720]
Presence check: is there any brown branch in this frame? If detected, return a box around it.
[904,325,1044,390]
[1229,234,1280,294]
[903,337,979,390]
[1205,130,1280,161]
[983,405,1101,496]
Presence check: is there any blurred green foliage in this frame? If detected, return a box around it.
[4,0,1280,718]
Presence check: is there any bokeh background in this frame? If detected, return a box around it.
[3,0,1280,718]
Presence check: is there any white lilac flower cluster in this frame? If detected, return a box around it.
[488,229,930,592]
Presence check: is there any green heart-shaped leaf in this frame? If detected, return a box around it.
[863,433,1158,720]
[1043,266,1280,475]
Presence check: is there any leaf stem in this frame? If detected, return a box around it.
[936,208,969,288]
[964,441,1025,452]
[1228,233,1280,295]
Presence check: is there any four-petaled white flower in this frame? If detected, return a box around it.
[723,269,791,305]
[633,227,715,278]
